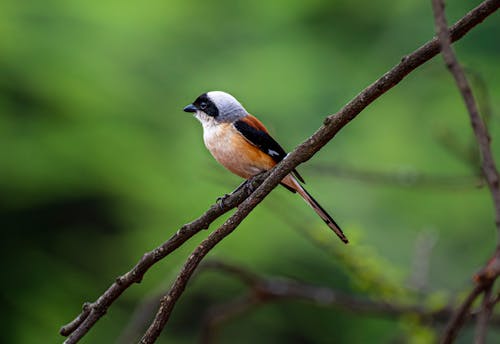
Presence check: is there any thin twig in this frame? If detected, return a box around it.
[431,0,500,342]
[475,282,494,344]
[441,284,485,344]
[60,303,91,337]
[488,292,500,308]
[432,0,500,236]
[139,1,500,342]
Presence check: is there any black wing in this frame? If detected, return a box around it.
[233,119,305,183]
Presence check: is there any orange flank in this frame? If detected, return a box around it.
[225,128,276,178]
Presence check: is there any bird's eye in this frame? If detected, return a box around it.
[199,102,207,110]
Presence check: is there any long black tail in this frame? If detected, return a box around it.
[292,178,348,244]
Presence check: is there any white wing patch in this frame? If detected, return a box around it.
[268,149,280,157]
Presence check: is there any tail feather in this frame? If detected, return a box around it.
[287,177,348,244]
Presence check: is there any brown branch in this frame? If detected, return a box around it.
[139,169,287,342]
[475,282,494,344]
[432,0,500,238]
[138,1,500,343]
[431,0,500,343]
[199,261,500,343]
[489,291,500,308]
[60,303,91,337]
[433,65,497,175]
[440,284,485,344]
[60,174,266,343]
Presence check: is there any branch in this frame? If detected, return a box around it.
[139,1,500,343]
[432,0,500,238]
[440,284,486,344]
[60,174,267,343]
[432,65,498,175]
[198,261,500,343]
[431,0,500,343]
[440,254,500,344]
[475,282,494,344]
[138,182,275,343]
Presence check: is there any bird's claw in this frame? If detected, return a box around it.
[244,171,267,193]
[216,194,230,210]
[216,174,264,210]
[243,179,256,193]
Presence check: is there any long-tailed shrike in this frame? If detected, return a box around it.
[184,91,348,244]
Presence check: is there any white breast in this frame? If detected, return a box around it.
[202,121,233,158]
[195,112,221,150]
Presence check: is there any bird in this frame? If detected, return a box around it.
[183,91,348,244]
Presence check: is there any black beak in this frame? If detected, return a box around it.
[183,104,197,113]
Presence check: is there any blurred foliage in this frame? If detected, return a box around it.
[0,0,499,343]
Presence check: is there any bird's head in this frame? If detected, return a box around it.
[183,91,247,124]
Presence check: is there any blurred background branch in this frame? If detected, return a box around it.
[198,260,500,344]
[308,163,482,189]
[431,0,500,343]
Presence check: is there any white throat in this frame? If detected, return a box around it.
[194,111,218,130]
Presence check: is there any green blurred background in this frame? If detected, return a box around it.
[1,0,499,343]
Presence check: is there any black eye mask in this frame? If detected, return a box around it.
[194,93,219,117]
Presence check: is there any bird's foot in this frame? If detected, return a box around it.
[216,173,266,210]
[216,193,230,210]
[245,171,268,192]
[242,178,256,193]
